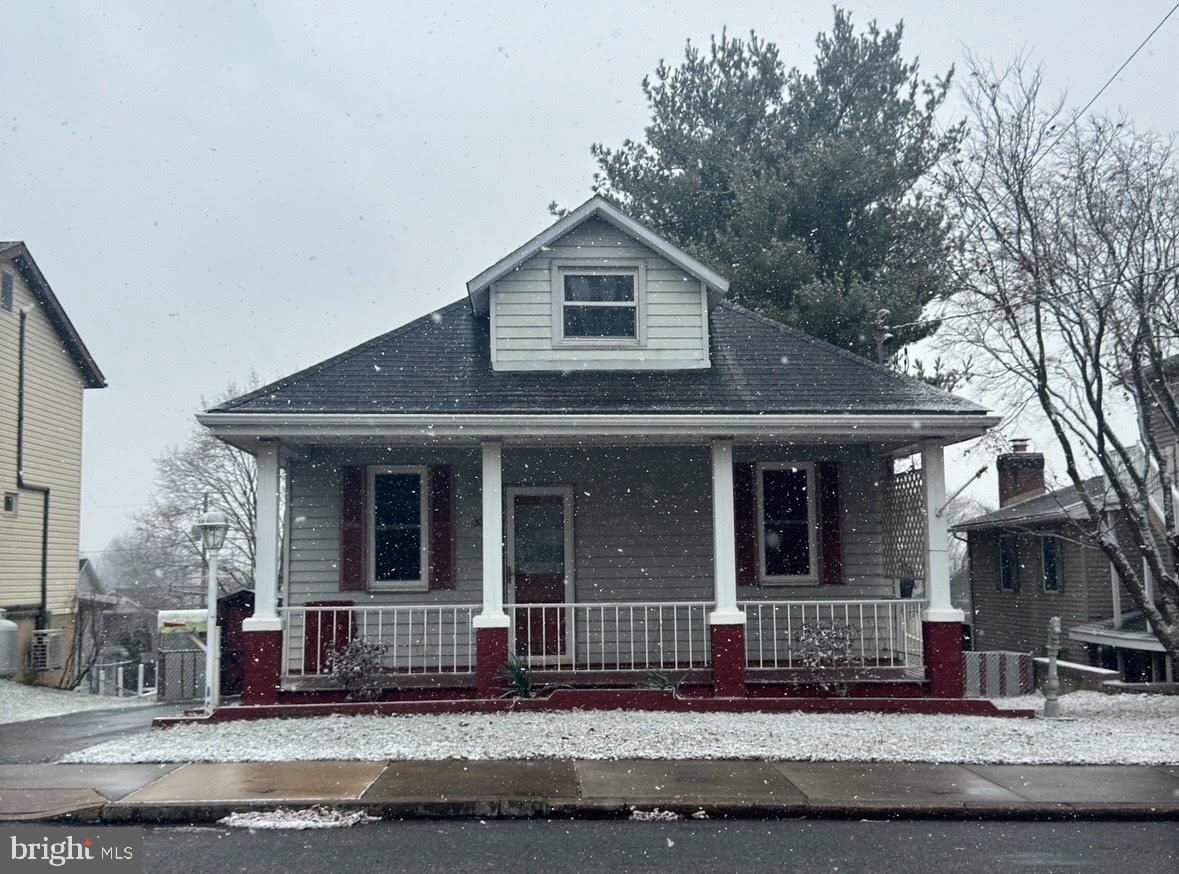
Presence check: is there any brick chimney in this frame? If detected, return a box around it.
[997,438,1046,507]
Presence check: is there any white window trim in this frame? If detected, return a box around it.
[367,465,429,592]
[756,462,818,585]
[1041,536,1060,594]
[551,261,646,348]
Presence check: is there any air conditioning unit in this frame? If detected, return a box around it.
[28,628,65,672]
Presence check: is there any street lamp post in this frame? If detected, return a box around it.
[194,510,229,714]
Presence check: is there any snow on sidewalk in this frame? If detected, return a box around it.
[0,678,150,725]
[61,692,1179,766]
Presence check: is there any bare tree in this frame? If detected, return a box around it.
[941,57,1179,662]
[96,379,274,607]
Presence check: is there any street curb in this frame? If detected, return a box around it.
[90,799,1179,824]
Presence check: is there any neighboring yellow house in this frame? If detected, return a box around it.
[0,242,106,686]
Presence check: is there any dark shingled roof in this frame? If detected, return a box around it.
[1,241,106,388]
[952,474,1111,531]
[212,298,989,417]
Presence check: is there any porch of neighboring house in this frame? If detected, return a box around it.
[229,435,966,710]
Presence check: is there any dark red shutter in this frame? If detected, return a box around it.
[734,462,759,585]
[339,466,368,592]
[428,465,456,590]
[818,461,844,584]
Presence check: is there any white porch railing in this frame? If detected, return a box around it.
[740,598,925,672]
[282,604,479,676]
[281,598,927,679]
[505,601,712,672]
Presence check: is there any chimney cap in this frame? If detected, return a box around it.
[1010,438,1030,453]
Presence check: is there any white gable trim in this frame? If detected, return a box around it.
[465,196,730,315]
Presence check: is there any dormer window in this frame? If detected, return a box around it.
[553,264,645,345]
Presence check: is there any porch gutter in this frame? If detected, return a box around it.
[197,412,1001,446]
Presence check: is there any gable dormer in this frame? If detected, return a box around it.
[466,197,728,371]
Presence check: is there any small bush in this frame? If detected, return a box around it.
[501,656,533,698]
[797,621,857,696]
[329,638,387,701]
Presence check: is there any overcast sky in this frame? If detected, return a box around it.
[2,1,1176,553]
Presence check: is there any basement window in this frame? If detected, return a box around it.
[554,265,644,344]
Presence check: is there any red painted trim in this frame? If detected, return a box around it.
[339,466,367,591]
[923,621,966,698]
[241,630,283,706]
[733,462,758,585]
[157,692,1031,726]
[710,623,747,697]
[428,465,455,589]
[475,626,509,697]
[818,460,844,584]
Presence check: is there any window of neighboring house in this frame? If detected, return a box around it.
[368,466,428,590]
[998,534,1018,591]
[1041,536,1060,592]
[1,271,13,312]
[3,492,16,514]
[555,266,642,343]
[757,462,817,583]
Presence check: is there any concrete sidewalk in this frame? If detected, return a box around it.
[1,760,1176,822]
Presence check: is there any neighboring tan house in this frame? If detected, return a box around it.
[955,442,1176,683]
[198,196,1000,710]
[0,242,106,686]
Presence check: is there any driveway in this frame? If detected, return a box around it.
[0,704,180,764]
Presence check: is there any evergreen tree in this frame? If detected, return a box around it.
[590,9,961,357]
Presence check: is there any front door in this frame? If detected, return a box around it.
[506,487,573,663]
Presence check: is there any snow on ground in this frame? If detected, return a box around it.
[0,678,150,725]
[61,692,1179,766]
[219,807,379,830]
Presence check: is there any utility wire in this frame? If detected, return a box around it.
[888,263,1179,331]
[888,3,1179,337]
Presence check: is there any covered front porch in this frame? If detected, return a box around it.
[214,417,972,709]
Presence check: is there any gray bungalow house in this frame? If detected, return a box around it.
[199,196,998,708]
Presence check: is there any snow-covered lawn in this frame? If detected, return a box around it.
[61,692,1179,766]
[0,678,150,725]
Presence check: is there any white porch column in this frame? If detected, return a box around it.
[922,441,964,623]
[474,440,509,628]
[243,441,281,632]
[709,439,744,625]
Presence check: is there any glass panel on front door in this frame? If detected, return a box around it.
[512,494,567,660]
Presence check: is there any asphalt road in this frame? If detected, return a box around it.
[0,705,179,764]
[141,819,1179,873]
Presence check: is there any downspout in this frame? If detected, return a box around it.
[17,305,52,630]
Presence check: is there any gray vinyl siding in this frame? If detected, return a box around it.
[490,216,709,370]
[284,442,892,610]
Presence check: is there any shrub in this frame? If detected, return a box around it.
[328,638,387,701]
